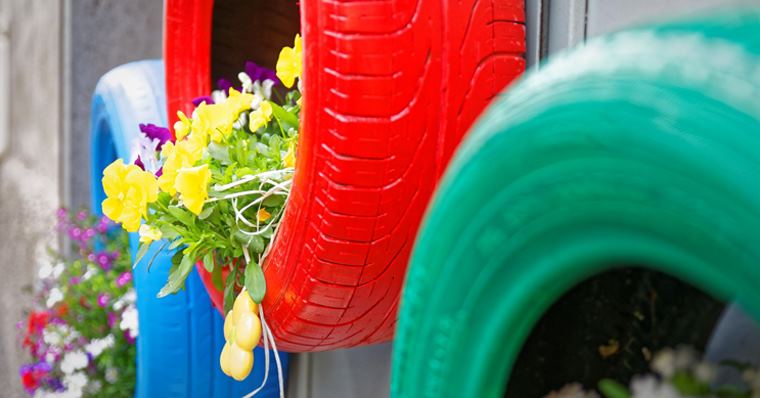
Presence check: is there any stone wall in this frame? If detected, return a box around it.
[0,0,61,396]
[63,0,163,209]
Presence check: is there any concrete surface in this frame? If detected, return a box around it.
[0,1,61,396]
[63,0,163,209]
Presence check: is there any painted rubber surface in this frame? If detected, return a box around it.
[165,0,526,351]
[392,11,760,398]
[89,60,287,398]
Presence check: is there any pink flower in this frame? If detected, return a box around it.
[116,272,132,287]
[97,294,110,308]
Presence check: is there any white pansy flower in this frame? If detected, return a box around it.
[85,335,115,357]
[238,71,253,92]
[60,351,88,374]
[133,134,161,174]
[250,79,274,110]
[81,266,96,281]
[52,263,65,279]
[211,89,227,105]
[38,263,53,279]
[46,287,63,308]
[43,329,62,346]
[120,305,139,337]
[630,375,681,398]
[105,367,119,383]
[63,371,88,396]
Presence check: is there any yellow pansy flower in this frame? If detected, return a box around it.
[174,164,211,215]
[173,111,192,141]
[195,102,234,143]
[225,88,254,117]
[220,290,261,381]
[249,101,272,132]
[283,142,296,168]
[138,224,162,244]
[276,34,303,88]
[256,208,271,223]
[158,140,202,195]
[101,159,159,232]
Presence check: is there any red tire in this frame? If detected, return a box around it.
[165,0,526,352]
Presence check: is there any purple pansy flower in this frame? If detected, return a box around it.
[192,95,214,106]
[245,61,279,85]
[134,155,145,170]
[138,123,172,150]
[217,78,238,95]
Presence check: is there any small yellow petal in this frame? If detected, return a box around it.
[138,224,162,244]
[175,164,211,215]
[256,208,271,223]
[283,143,296,169]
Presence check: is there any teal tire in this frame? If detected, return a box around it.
[392,10,760,398]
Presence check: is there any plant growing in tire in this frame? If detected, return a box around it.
[99,35,302,382]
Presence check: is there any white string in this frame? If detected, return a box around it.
[210,169,290,397]
[240,303,270,398]
[239,251,284,398]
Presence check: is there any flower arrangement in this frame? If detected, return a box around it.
[545,346,760,398]
[18,208,137,397]
[100,34,302,382]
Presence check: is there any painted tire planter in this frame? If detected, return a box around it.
[90,60,287,397]
[391,11,760,398]
[165,0,526,350]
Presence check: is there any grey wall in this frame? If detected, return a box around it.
[63,0,163,209]
[0,1,61,396]
[545,0,760,56]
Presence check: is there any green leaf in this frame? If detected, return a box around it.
[207,141,231,164]
[166,206,195,228]
[211,256,223,291]
[262,194,285,207]
[133,242,150,268]
[598,379,630,398]
[244,262,266,304]
[157,254,195,298]
[671,371,710,396]
[159,225,180,240]
[146,241,169,272]
[233,230,265,253]
[202,251,214,273]
[223,267,237,313]
[168,238,185,250]
[270,102,299,132]
[198,205,214,220]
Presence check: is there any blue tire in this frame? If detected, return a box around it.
[89,60,288,398]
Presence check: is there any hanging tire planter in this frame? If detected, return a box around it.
[391,10,760,398]
[90,60,287,398]
[165,0,526,351]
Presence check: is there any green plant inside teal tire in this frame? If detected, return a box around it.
[391,10,760,398]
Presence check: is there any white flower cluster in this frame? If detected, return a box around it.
[84,335,115,357]
[120,304,138,338]
[60,351,88,375]
[545,346,760,398]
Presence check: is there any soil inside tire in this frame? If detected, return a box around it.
[504,267,725,398]
[211,0,301,84]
